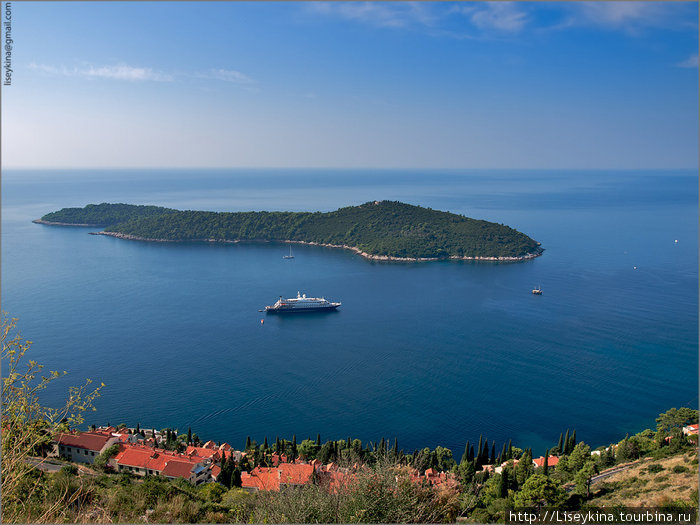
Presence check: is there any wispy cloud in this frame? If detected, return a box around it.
[454,2,529,33]
[28,62,173,82]
[204,68,255,85]
[554,2,697,34]
[676,54,699,68]
[307,2,436,29]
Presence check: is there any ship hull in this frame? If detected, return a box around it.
[265,304,340,313]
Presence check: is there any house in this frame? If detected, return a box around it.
[533,455,560,469]
[55,430,119,464]
[185,445,221,462]
[111,444,211,484]
[682,424,698,436]
[240,463,317,492]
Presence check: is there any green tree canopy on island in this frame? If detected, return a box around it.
[40,201,542,259]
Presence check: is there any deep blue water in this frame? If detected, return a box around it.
[2,168,697,456]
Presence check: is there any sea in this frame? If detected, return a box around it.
[2,168,697,456]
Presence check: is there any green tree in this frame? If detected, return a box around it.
[1,315,103,522]
[568,442,592,473]
[656,407,698,434]
[187,427,192,445]
[515,449,533,486]
[573,462,597,498]
[513,474,566,507]
[94,443,120,472]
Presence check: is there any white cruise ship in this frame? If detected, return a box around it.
[264,292,341,313]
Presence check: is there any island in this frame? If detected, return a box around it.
[34,201,543,261]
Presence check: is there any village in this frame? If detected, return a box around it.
[51,422,677,493]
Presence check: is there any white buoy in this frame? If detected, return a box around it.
[674,239,678,243]
[260,319,264,325]
[633,266,637,270]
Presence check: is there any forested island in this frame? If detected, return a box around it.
[35,201,543,261]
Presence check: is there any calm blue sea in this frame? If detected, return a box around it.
[2,168,697,456]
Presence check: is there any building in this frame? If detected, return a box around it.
[55,430,119,464]
[532,455,560,468]
[240,462,317,492]
[682,424,698,436]
[111,444,211,484]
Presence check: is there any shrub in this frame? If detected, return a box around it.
[672,465,689,474]
[647,463,664,473]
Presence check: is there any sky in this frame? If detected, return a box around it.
[2,1,698,170]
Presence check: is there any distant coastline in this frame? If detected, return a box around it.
[90,231,543,262]
[32,219,105,227]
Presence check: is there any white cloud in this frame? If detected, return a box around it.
[28,62,173,82]
[676,54,699,68]
[557,2,697,34]
[206,68,255,85]
[84,65,173,82]
[456,2,529,33]
[307,2,435,29]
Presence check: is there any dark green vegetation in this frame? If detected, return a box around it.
[39,201,542,259]
[37,203,176,226]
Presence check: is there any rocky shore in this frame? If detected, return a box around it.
[92,231,543,262]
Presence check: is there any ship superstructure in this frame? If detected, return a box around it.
[265,292,341,313]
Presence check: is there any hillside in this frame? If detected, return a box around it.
[37,201,542,260]
[587,452,697,507]
[34,203,176,227]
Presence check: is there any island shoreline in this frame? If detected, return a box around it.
[32,219,106,227]
[89,230,543,262]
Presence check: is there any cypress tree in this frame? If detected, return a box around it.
[500,468,509,498]
[469,445,475,463]
[490,442,496,465]
[391,437,398,459]
[379,437,385,455]
[275,436,281,454]
[347,436,351,449]
[461,442,470,464]
[543,448,549,476]
[136,423,141,434]
[563,429,570,455]
[263,436,268,449]
[480,438,489,466]
[570,430,577,451]
[500,443,507,465]
[507,439,512,460]
[477,435,483,462]
[245,436,251,450]
[316,433,321,447]
[557,432,564,455]
[187,427,193,445]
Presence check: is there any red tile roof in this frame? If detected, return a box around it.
[279,463,314,485]
[162,460,196,479]
[533,455,560,468]
[185,446,219,460]
[56,431,114,452]
[241,467,280,491]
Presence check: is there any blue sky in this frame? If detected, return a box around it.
[2,1,698,169]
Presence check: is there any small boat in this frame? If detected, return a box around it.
[283,246,294,259]
[532,286,542,295]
